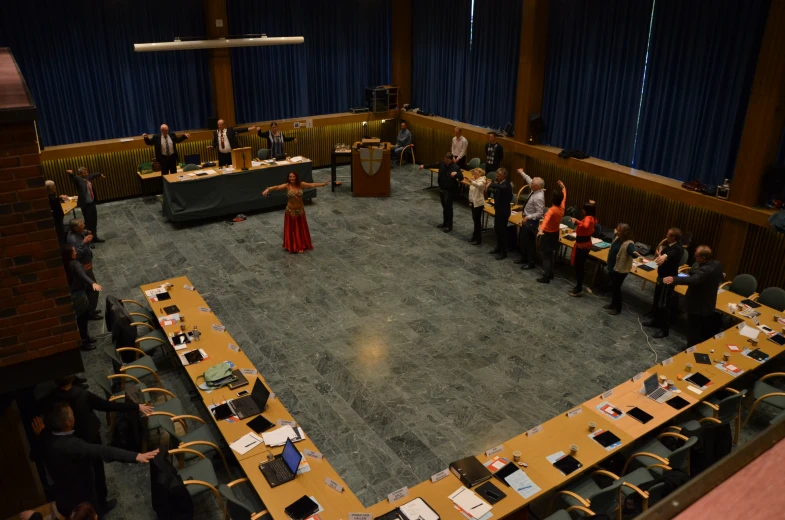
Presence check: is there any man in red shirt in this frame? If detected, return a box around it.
[537,180,566,283]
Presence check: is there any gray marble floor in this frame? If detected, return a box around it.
[78,163,701,515]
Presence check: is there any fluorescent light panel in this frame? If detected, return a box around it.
[134,37,304,52]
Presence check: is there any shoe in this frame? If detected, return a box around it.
[536,277,550,284]
[80,343,97,351]
[488,249,500,255]
[643,310,655,318]
[521,263,536,270]
[437,223,446,228]
[84,337,97,344]
[74,375,88,384]
[442,227,452,233]
[602,303,614,310]
[642,321,658,328]
[569,288,583,297]
[93,237,105,243]
[495,253,507,260]
[513,258,525,265]
[653,330,669,339]
[607,309,621,316]
[89,313,103,321]
[99,499,117,515]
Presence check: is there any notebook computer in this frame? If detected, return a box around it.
[642,373,673,403]
[259,438,301,488]
[228,379,269,419]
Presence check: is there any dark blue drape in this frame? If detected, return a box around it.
[463,0,522,130]
[0,0,213,147]
[541,0,654,164]
[633,0,770,186]
[777,124,785,166]
[411,0,472,121]
[228,0,390,123]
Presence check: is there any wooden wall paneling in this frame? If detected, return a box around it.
[737,223,785,290]
[390,0,412,106]
[513,0,550,143]
[205,0,236,126]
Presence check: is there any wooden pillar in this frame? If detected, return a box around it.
[716,217,750,280]
[205,0,237,126]
[513,0,550,144]
[729,0,785,207]
[390,0,412,107]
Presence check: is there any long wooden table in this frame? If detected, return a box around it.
[140,276,785,520]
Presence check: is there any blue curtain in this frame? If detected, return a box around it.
[633,0,770,186]
[463,0,522,130]
[777,124,785,166]
[228,0,390,123]
[411,0,472,121]
[0,0,213,147]
[541,0,653,164]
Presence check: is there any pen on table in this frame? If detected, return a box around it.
[471,505,481,510]
[245,441,257,448]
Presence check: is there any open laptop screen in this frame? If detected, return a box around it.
[643,373,659,395]
[251,379,271,409]
[282,438,302,474]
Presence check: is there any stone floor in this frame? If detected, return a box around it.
[74,163,751,517]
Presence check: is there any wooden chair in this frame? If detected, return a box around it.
[103,344,163,388]
[220,478,270,520]
[743,372,785,428]
[623,432,697,476]
[399,143,415,165]
[159,414,231,476]
[674,388,745,444]
[755,287,785,311]
[120,297,157,324]
[168,448,227,519]
[554,468,657,520]
[719,274,758,298]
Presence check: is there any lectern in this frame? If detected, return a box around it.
[232,147,252,170]
[351,142,391,197]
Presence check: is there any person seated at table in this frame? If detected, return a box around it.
[468,168,489,245]
[514,169,545,270]
[663,245,724,347]
[568,201,597,297]
[486,168,513,259]
[419,153,463,232]
[537,180,566,283]
[392,121,412,165]
[251,122,297,159]
[604,223,639,315]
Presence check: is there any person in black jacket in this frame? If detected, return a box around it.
[644,228,684,339]
[251,121,297,159]
[46,180,68,243]
[420,152,464,232]
[485,132,504,173]
[41,375,154,513]
[142,124,191,175]
[207,119,252,166]
[61,245,101,350]
[33,403,158,518]
[486,168,513,259]
[67,167,106,243]
[664,246,724,347]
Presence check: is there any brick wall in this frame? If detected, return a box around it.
[0,120,82,367]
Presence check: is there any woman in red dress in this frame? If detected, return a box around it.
[262,172,329,253]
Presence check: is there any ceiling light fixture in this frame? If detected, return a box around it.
[134,35,304,52]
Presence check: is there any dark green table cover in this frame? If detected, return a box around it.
[162,162,315,222]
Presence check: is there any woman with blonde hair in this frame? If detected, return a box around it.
[468,168,489,245]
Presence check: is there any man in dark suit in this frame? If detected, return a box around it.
[207,119,251,167]
[33,402,158,518]
[420,153,464,232]
[41,375,154,512]
[664,246,724,347]
[644,227,684,339]
[46,180,68,243]
[67,167,106,243]
[142,124,190,175]
[486,167,513,260]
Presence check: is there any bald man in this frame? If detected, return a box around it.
[142,125,190,175]
[207,119,251,167]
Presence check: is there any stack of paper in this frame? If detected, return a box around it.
[449,487,492,520]
[504,469,541,499]
[739,325,760,340]
[145,287,166,298]
[158,313,180,326]
[262,425,305,446]
[290,156,305,163]
[230,432,263,455]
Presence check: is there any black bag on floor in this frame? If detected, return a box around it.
[151,442,194,520]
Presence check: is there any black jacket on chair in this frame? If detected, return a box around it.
[151,445,194,520]
[143,133,188,163]
[212,127,249,150]
[671,259,724,315]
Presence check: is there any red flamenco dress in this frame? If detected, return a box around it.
[283,188,313,253]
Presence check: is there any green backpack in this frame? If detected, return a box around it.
[196,362,236,389]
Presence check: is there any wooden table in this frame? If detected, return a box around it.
[61,196,78,218]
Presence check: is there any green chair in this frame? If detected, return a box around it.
[623,432,697,476]
[183,163,201,172]
[561,216,575,230]
[770,408,785,425]
[720,274,758,298]
[514,184,531,206]
[220,479,270,520]
[743,372,785,428]
[257,148,269,160]
[671,388,745,444]
[128,320,169,358]
[555,468,653,519]
[466,157,481,170]
[168,449,227,518]
[159,414,230,476]
[138,162,154,174]
[119,298,158,325]
[103,344,163,388]
[757,287,785,311]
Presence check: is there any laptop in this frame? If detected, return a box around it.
[184,153,201,166]
[642,373,673,403]
[259,438,301,488]
[228,379,270,419]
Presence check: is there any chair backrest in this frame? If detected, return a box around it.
[758,287,785,311]
[158,415,183,444]
[257,148,269,160]
[680,248,689,266]
[667,436,698,472]
[219,484,254,520]
[93,374,114,400]
[586,479,624,515]
[561,216,575,230]
[729,274,757,297]
[543,510,572,520]
[716,391,745,424]
[103,344,123,368]
[182,163,201,172]
[515,185,531,205]
[467,157,481,169]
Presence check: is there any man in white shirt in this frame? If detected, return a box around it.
[207,119,252,166]
[451,127,468,169]
[142,124,190,175]
[468,168,489,245]
[515,168,545,269]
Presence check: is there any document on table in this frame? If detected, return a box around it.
[145,287,166,297]
[504,469,541,499]
[251,160,263,167]
[546,451,565,464]
[262,425,304,446]
[230,432,263,455]
[399,498,439,520]
[449,486,492,519]
[739,325,760,340]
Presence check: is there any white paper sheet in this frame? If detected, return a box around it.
[504,469,541,499]
[400,498,439,520]
[546,451,565,463]
[740,325,760,340]
[262,425,297,446]
[449,487,491,519]
[230,432,263,455]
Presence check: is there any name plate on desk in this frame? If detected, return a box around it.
[212,324,226,332]
[431,469,450,483]
[304,449,323,461]
[601,390,614,400]
[349,514,372,520]
[686,346,697,354]
[632,372,644,382]
[240,368,257,376]
[714,332,725,340]
[277,419,296,428]
[485,445,504,457]
[228,343,240,352]
[527,425,542,437]
[566,407,582,418]
[388,486,409,503]
[198,306,211,313]
[184,284,195,291]
[662,357,673,366]
[325,477,343,493]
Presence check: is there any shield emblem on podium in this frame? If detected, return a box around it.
[359,147,383,176]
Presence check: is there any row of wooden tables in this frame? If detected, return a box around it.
[141,264,784,520]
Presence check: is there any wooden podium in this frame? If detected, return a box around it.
[351,142,391,197]
[232,147,252,170]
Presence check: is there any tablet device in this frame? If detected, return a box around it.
[211,403,233,421]
[626,407,654,424]
[183,349,203,364]
[553,454,582,476]
[747,349,769,362]
[592,430,621,448]
[684,372,710,388]
[492,462,519,486]
[284,495,319,520]
[740,299,760,308]
[638,265,655,272]
[768,334,785,346]
[163,305,180,314]
[476,481,506,504]
[247,415,274,434]
[155,292,171,301]
[693,352,711,365]
[665,396,689,410]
